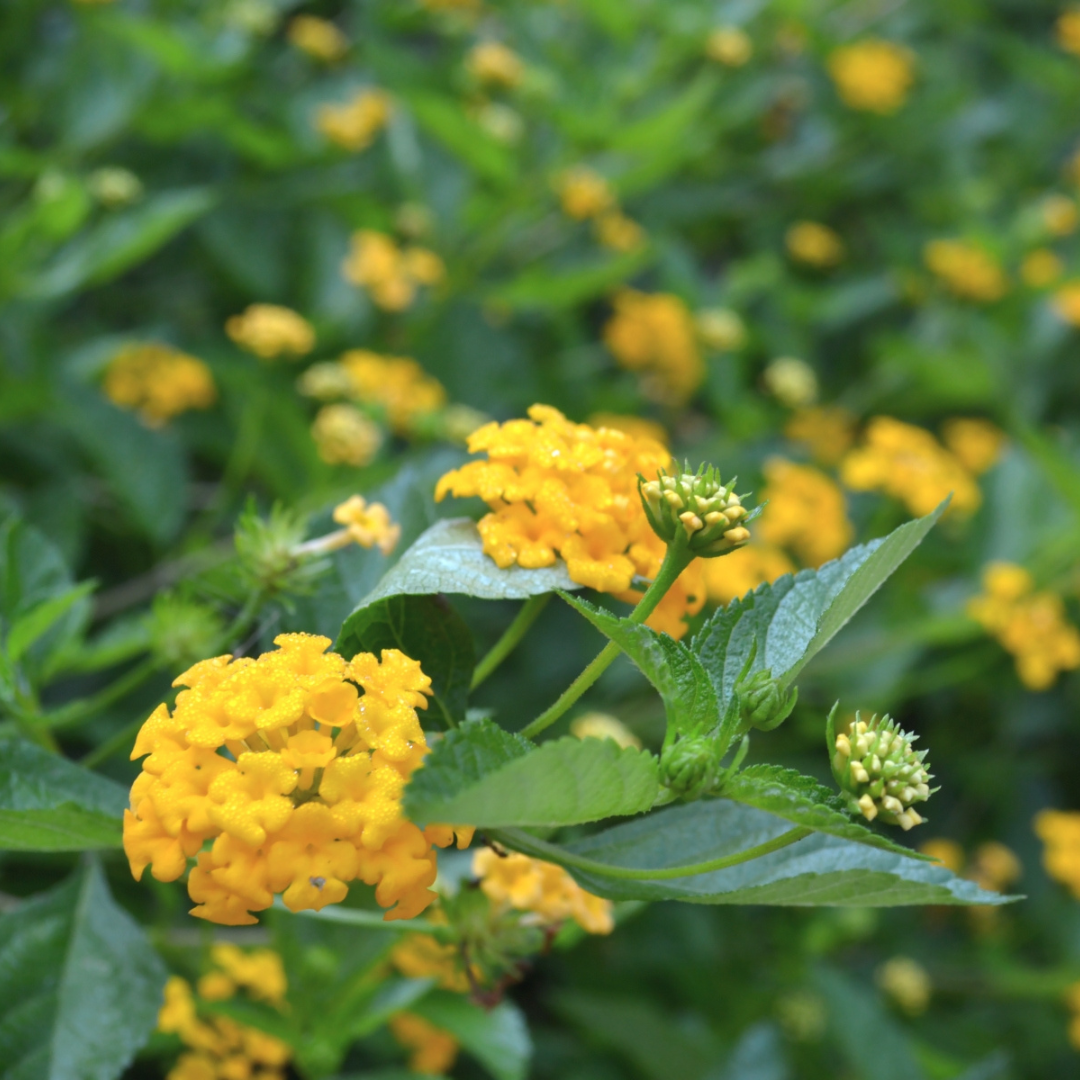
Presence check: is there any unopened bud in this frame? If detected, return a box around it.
[659,735,720,800]
[735,668,798,733]
[828,706,934,830]
[639,466,752,556]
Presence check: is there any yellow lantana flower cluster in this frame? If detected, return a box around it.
[1051,281,1080,326]
[436,405,707,639]
[924,239,1008,302]
[287,14,348,62]
[785,405,857,465]
[554,166,644,253]
[473,848,614,934]
[1035,809,1080,897]
[706,27,753,67]
[967,563,1080,691]
[1057,10,1080,56]
[123,633,473,925]
[467,41,524,87]
[332,494,401,555]
[786,221,844,267]
[603,289,704,403]
[316,88,391,152]
[840,415,983,516]
[827,39,915,114]
[1022,248,1064,288]
[342,230,445,311]
[757,458,852,568]
[311,404,383,466]
[340,350,448,434]
[390,1013,460,1075]
[158,948,291,1080]
[104,342,217,427]
[940,417,1007,475]
[226,304,315,360]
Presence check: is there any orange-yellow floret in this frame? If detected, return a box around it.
[435,405,706,639]
[123,633,473,925]
[473,848,614,934]
[390,1012,460,1075]
[1035,809,1080,898]
[757,458,852,567]
[103,343,216,427]
[341,231,444,312]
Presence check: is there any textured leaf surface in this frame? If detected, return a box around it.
[694,503,946,706]
[405,719,657,828]
[721,765,928,860]
[360,519,579,604]
[0,739,128,850]
[336,593,475,728]
[0,861,167,1080]
[413,992,532,1080]
[563,594,719,736]
[510,800,1010,906]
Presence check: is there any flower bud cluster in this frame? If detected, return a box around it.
[736,668,798,732]
[659,735,720,800]
[830,711,933,830]
[639,467,751,556]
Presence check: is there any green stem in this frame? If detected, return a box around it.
[489,825,812,881]
[520,539,692,739]
[80,715,145,769]
[42,657,159,731]
[471,594,550,691]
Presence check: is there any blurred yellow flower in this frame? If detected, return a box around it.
[785,405,857,465]
[940,418,1006,475]
[436,405,707,640]
[603,289,704,403]
[706,27,753,67]
[1021,247,1064,288]
[1056,10,1080,56]
[467,41,524,87]
[763,357,818,407]
[758,458,852,567]
[340,350,447,434]
[390,1013,460,1075]
[587,413,669,446]
[104,343,216,427]
[595,210,646,252]
[1051,280,1080,325]
[828,39,915,114]
[969,841,1022,893]
[476,101,525,143]
[695,307,747,351]
[333,494,401,554]
[1042,193,1079,236]
[1067,983,1080,1051]
[473,848,614,933]
[1034,809,1080,897]
[226,303,315,360]
[841,415,981,516]
[392,931,472,992]
[556,166,615,220]
[876,957,931,1016]
[287,14,348,62]
[316,88,391,152]
[312,404,382,466]
[571,711,641,749]
[919,837,965,873]
[702,543,795,605]
[924,239,1008,302]
[342,230,445,311]
[87,166,142,206]
[968,563,1080,690]
[785,221,844,267]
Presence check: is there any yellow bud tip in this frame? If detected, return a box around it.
[723,526,751,544]
[858,794,878,821]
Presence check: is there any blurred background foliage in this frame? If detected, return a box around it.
[4,0,1080,1077]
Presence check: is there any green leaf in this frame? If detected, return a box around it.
[721,765,930,860]
[694,503,947,706]
[506,800,1010,907]
[561,594,719,737]
[26,188,216,298]
[0,739,129,850]
[486,249,651,311]
[815,967,927,1080]
[404,92,515,184]
[404,718,657,828]
[359,519,580,604]
[412,992,532,1080]
[6,583,96,664]
[336,594,475,728]
[0,860,167,1080]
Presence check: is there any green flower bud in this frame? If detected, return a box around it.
[660,735,720,800]
[828,707,934,831]
[736,668,798,732]
[638,466,751,557]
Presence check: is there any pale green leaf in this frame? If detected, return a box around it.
[412,993,532,1080]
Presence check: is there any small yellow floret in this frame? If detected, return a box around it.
[1052,280,1080,326]
[1042,194,1079,236]
[555,166,615,220]
[390,1012,460,1075]
[763,357,818,407]
[924,239,1008,302]
[786,221,844,267]
[467,41,524,87]
[940,418,1006,475]
[103,343,216,427]
[828,39,915,114]
[339,350,448,434]
[312,404,382,466]
[287,15,348,62]
[594,211,645,252]
[316,89,391,152]
[694,308,746,352]
[1021,248,1064,288]
[757,458,852,568]
[706,27,752,66]
[1035,810,1080,898]
[341,231,445,312]
[876,957,931,1016]
[785,406,857,466]
[1057,10,1080,56]
[333,494,401,555]
[473,848,614,934]
[225,304,314,360]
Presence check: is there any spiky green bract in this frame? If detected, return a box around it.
[638,464,750,556]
